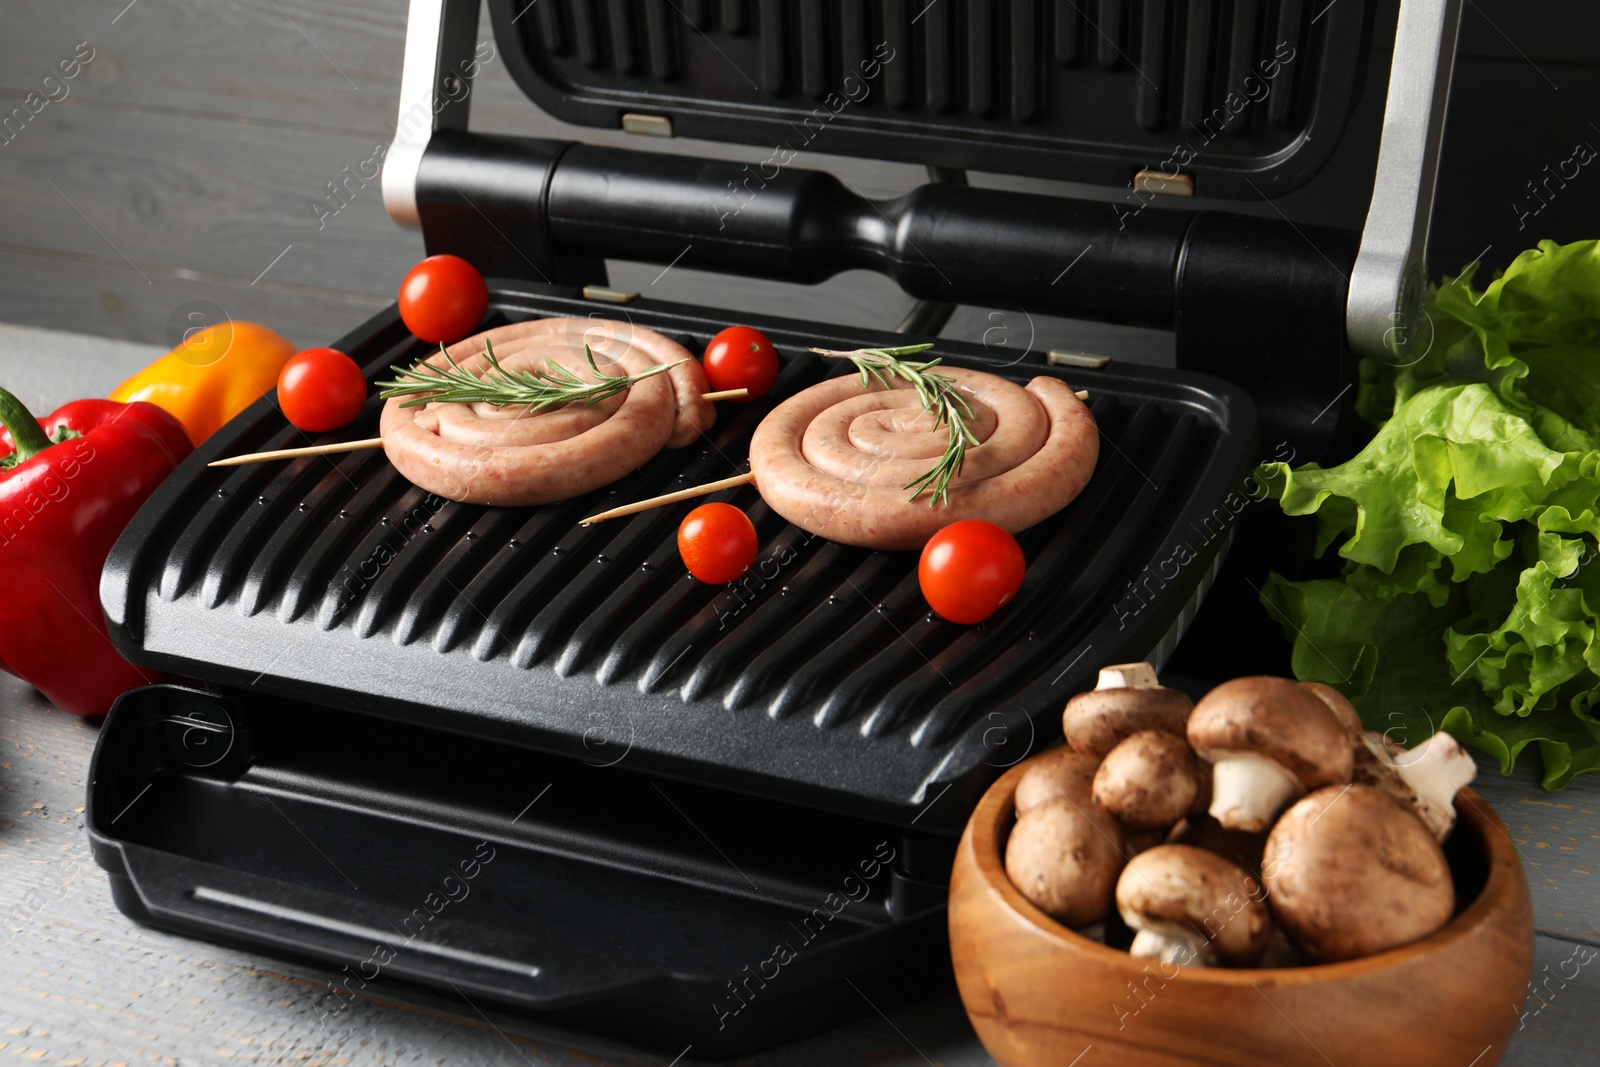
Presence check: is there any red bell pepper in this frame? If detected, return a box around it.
[0,385,192,714]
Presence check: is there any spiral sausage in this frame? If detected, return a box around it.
[749,368,1097,550]
[381,318,714,506]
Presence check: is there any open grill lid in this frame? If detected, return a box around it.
[484,0,1377,197]
[101,286,1256,834]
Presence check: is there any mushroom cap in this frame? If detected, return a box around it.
[1262,784,1455,962]
[1004,797,1126,927]
[1186,676,1352,790]
[1116,844,1272,965]
[1299,681,1364,737]
[1063,686,1193,758]
[1092,730,1201,832]
[1015,747,1102,814]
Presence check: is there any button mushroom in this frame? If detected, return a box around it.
[1351,729,1477,841]
[1262,784,1455,962]
[1062,662,1193,758]
[1115,844,1272,967]
[1388,731,1478,840]
[1004,796,1126,927]
[1092,730,1202,832]
[1015,747,1102,814]
[1186,676,1352,832]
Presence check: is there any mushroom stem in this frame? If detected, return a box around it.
[1390,732,1477,838]
[1129,926,1211,967]
[1209,753,1304,832]
[1096,662,1160,690]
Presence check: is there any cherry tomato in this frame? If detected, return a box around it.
[919,520,1026,624]
[398,254,489,343]
[277,347,367,433]
[703,326,780,401]
[678,502,759,584]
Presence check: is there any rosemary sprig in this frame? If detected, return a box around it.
[809,343,979,506]
[378,339,687,412]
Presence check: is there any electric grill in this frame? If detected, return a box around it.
[86,0,1463,1057]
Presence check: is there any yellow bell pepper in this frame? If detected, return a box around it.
[109,322,296,446]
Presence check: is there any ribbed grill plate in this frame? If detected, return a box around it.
[104,285,1256,831]
[489,0,1375,196]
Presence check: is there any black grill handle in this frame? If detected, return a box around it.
[417,131,1199,329]
[415,130,1357,457]
[547,143,1199,331]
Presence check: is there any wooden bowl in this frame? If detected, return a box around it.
[950,759,1534,1067]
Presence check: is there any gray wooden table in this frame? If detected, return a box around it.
[1,324,1597,1064]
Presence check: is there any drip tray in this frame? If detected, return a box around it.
[88,685,951,1058]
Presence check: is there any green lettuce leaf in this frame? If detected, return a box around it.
[1359,241,1600,450]
[1267,240,1600,789]
[1265,384,1575,577]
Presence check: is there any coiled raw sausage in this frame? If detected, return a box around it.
[381,318,714,506]
[749,368,1097,550]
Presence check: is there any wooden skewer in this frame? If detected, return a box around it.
[208,438,383,467]
[580,471,756,526]
[577,388,1091,523]
[208,389,750,468]
[211,384,1076,469]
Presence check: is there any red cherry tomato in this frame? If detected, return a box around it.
[919,520,1026,624]
[398,254,489,343]
[702,326,780,401]
[678,502,759,584]
[277,347,367,433]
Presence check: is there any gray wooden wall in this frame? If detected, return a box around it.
[0,0,1595,368]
